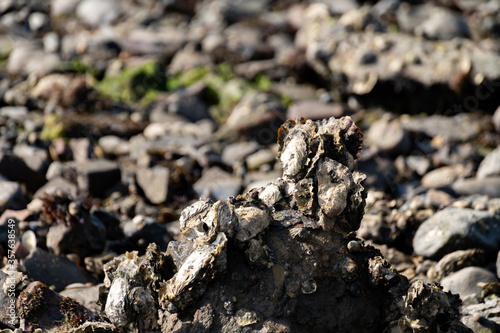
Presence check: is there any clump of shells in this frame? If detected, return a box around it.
[101,117,468,332]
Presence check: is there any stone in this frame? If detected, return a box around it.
[286,100,345,121]
[13,144,50,175]
[493,106,500,133]
[0,106,28,123]
[17,281,95,332]
[69,138,93,163]
[421,164,470,188]
[60,283,103,312]
[0,270,18,326]
[0,179,26,211]
[22,249,96,292]
[221,141,260,167]
[33,177,78,199]
[440,267,497,299]
[462,296,500,330]
[245,149,276,171]
[477,146,500,179]
[413,208,500,259]
[402,115,480,142]
[7,43,61,77]
[366,117,411,155]
[75,0,122,27]
[77,159,121,198]
[193,167,242,201]
[98,136,130,156]
[0,152,47,192]
[414,8,469,40]
[452,177,500,198]
[428,249,487,281]
[136,166,170,204]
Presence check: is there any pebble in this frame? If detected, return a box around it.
[0,179,26,211]
[452,177,500,198]
[22,248,96,292]
[477,146,500,179]
[75,0,122,27]
[193,166,242,201]
[33,177,78,198]
[413,208,500,259]
[60,283,103,312]
[402,115,480,142]
[493,106,500,133]
[245,148,276,171]
[415,8,469,40]
[440,266,497,299]
[421,164,469,188]
[136,166,170,204]
[98,135,130,156]
[366,117,411,156]
[221,141,260,167]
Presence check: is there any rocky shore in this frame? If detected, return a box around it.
[1,0,500,332]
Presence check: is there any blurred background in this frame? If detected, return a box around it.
[1,0,500,330]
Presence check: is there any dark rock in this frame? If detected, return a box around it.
[17,281,95,332]
[0,270,17,327]
[0,179,26,211]
[22,248,96,292]
[193,167,242,201]
[413,208,500,259]
[152,84,211,123]
[477,146,500,180]
[286,100,346,120]
[452,177,500,198]
[77,159,121,198]
[0,152,47,192]
[440,267,498,299]
[136,166,170,204]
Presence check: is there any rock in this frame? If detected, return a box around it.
[0,152,47,192]
[428,249,487,281]
[461,296,500,330]
[153,85,211,123]
[7,43,61,76]
[402,115,480,142]
[441,267,498,299]
[286,100,345,121]
[0,179,26,211]
[477,146,500,179]
[77,159,121,198]
[0,106,28,123]
[13,144,50,175]
[452,177,500,198]
[366,117,411,155]
[98,135,130,156]
[221,141,260,167]
[22,249,96,292]
[421,164,470,188]
[75,0,122,27]
[415,8,469,40]
[69,138,93,163]
[60,283,102,312]
[33,177,78,198]
[136,166,170,204]
[413,208,500,259]
[493,106,500,133]
[193,167,242,201]
[51,0,80,17]
[0,270,18,327]
[17,281,96,332]
[245,148,276,171]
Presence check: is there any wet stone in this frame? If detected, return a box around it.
[413,208,500,259]
[22,248,96,292]
[440,267,498,299]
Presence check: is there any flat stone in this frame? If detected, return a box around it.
[246,149,276,170]
[136,166,170,204]
[221,141,260,167]
[22,249,96,292]
[441,266,497,299]
[13,144,50,174]
[452,177,500,198]
[77,159,121,198]
[0,179,26,211]
[98,135,130,156]
[413,208,500,259]
[33,177,78,199]
[60,283,102,312]
[366,117,411,155]
[193,167,242,201]
[477,146,500,179]
[421,165,469,188]
[402,115,480,142]
[0,106,28,122]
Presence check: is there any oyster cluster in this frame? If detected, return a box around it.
[101,117,468,332]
